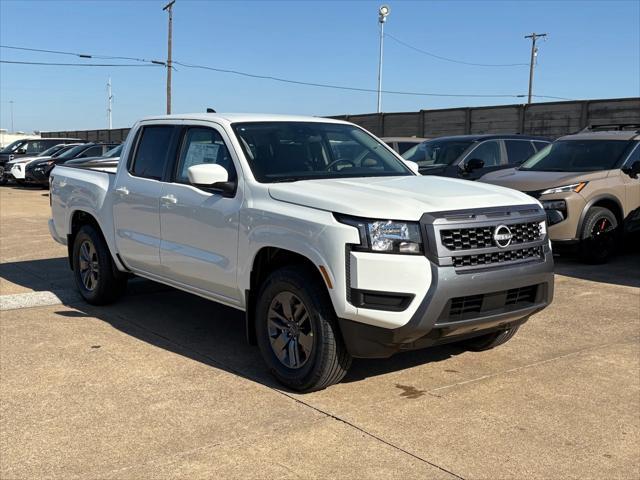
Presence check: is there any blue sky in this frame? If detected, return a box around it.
[1,0,638,132]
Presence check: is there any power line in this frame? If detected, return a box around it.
[385,33,529,67]
[172,60,526,98]
[0,45,571,100]
[0,60,162,67]
[0,45,166,65]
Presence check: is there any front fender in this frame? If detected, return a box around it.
[237,204,360,317]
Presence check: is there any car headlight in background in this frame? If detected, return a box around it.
[541,199,567,226]
[540,182,587,195]
[336,215,423,254]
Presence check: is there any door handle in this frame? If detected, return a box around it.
[115,186,129,196]
[160,194,177,204]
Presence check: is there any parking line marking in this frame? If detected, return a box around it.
[0,289,81,311]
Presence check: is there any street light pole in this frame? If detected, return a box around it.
[525,32,547,104]
[107,77,113,130]
[377,5,390,113]
[163,0,176,115]
[9,100,14,132]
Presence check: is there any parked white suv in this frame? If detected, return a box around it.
[49,113,554,391]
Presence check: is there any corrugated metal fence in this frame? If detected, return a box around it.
[43,97,639,141]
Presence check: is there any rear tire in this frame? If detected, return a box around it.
[255,265,352,392]
[459,325,520,351]
[579,206,618,264]
[72,224,127,305]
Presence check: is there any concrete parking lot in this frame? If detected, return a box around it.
[1,185,639,480]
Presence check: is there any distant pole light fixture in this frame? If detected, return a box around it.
[376,5,390,113]
[379,5,390,23]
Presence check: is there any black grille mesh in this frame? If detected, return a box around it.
[447,284,539,321]
[441,222,541,251]
[452,246,543,268]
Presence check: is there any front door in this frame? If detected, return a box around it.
[457,140,506,180]
[113,124,176,275]
[159,125,243,304]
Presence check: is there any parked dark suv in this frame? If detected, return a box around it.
[0,137,81,185]
[402,134,551,180]
[25,143,119,186]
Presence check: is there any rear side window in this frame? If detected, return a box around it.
[505,140,536,165]
[80,146,103,158]
[130,126,174,180]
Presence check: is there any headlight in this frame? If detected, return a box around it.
[336,215,423,254]
[540,182,587,195]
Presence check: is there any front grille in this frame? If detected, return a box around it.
[444,284,540,322]
[440,222,541,251]
[506,285,537,305]
[452,246,543,268]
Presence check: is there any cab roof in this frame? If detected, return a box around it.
[138,113,351,126]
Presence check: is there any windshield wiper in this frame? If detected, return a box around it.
[268,177,303,183]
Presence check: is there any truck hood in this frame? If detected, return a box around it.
[480,168,610,192]
[268,175,536,220]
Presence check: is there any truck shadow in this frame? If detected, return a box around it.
[4,249,635,391]
[1,257,461,389]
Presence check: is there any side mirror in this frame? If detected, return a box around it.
[404,160,420,175]
[463,158,485,173]
[16,148,27,155]
[622,160,640,179]
[187,163,234,194]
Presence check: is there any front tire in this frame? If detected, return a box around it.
[0,166,7,186]
[72,225,127,305]
[579,206,618,264]
[459,325,520,351]
[255,265,352,392]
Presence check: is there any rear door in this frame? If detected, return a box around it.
[113,124,178,275]
[158,123,243,303]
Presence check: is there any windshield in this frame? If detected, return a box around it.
[56,144,90,160]
[0,140,27,153]
[51,145,78,158]
[520,140,631,172]
[38,144,64,157]
[402,138,474,168]
[232,122,411,183]
[104,145,122,157]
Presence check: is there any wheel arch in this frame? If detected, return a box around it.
[576,194,624,238]
[244,246,332,345]
[67,209,125,272]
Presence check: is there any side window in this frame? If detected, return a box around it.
[130,126,174,180]
[175,127,236,184]
[467,140,501,167]
[533,141,549,152]
[505,140,536,165]
[25,141,46,154]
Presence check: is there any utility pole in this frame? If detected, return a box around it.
[376,5,390,113]
[9,100,14,132]
[107,77,113,130]
[525,32,547,104]
[163,0,176,115]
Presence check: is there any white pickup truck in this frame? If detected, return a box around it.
[49,113,554,391]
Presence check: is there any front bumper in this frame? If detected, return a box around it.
[338,204,555,358]
[339,252,553,357]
